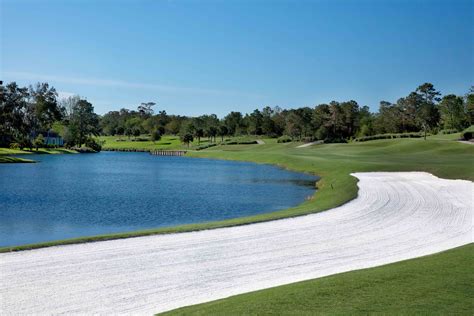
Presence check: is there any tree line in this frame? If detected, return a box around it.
[100,82,473,144]
[1,81,473,149]
[0,82,100,150]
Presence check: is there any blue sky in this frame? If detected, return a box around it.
[1,0,473,116]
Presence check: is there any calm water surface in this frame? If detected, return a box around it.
[0,152,317,246]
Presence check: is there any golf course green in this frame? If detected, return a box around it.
[163,243,473,315]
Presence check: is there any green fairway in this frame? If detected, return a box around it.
[98,135,263,151]
[99,135,185,150]
[163,244,473,315]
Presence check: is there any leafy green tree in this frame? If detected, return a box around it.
[218,124,228,142]
[247,109,263,136]
[33,134,44,150]
[285,112,303,140]
[327,101,345,139]
[439,95,467,131]
[0,82,30,146]
[466,86,474,125]
[29,82,63,132]
[69,99,100,146]
[165,118,181,135]
[137,102,155,117]
[340,100,359,137]
[261,106,276,136]
[180,133,194,147]
[224,111,244,136]
[151,129,162,143]
[416,83,441,139]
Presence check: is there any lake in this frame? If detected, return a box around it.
[0,152,317,247]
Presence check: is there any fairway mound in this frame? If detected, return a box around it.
[1,172,472,314]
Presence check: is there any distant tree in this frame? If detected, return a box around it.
[439,94,467,131]
[0,82,30,146]
[466,86,474,125]
[340,100,359,138]
[59,95,80,119]
[137,102,155,117]
[33,134,44,150]
[312,104,330,136]
[68,99,100,146]
[194,128,204,144]
[165,118,181,135]
[261,106,276,136]
[327,101,345,139]
[224,111,244,136]
[133,128,141,138]
[116,126,125,136]
[151,129,161,143]
[416,83,441,139]
[247,109,263,136]
[284,112,303,139]
[218,124,228,142]
[180,133,194,147]
[29,82,63,133]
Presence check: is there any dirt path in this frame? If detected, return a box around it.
[1,172,472,314]
[296,140,323,148]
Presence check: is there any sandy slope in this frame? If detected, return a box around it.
[1,172,472,315]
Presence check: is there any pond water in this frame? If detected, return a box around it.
[0,152,317,247]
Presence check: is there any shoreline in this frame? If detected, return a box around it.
[1,172,471,314]
[0,138,471,252]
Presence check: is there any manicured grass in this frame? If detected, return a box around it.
[99,135,185,150]
[163,244,473,315]
[428,125,474,141]
[0,156,35,163]
[0,147,77,163]
[1,137,472,253]
[98,135,267,151]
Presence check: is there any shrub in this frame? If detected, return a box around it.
[277,135,292,143]
[195,143,217,151]
[463,131,473,140]
[224,140,258,145]
[9,143,20,150]
[315,126,328,140]
[353,133,425,142]
[84,138,102,152]
[151,129,161,142]
[71,146,97,153]
[33,134,45,150]
[440,129,458,135]
[324,137,347,144]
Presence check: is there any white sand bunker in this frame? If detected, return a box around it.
[1,172,472,315]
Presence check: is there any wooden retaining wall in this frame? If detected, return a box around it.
[103,148,149,152]
[150,150,187,156]
[102,148,187,156]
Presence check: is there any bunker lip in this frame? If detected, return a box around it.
[1,172,472,314]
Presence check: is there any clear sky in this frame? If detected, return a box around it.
[1,0,473,116]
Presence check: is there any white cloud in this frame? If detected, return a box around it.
[56,91,77,99]
[4,71,263,98]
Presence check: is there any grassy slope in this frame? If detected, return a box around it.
[0,147,77,163]
[164,244,473,315]
[161,139,473,315]
[1,138,472,253]
[99,135,184,150]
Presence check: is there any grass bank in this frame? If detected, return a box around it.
[1,137,472,253]
[0,147,77,163]
[163,243,473,315]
